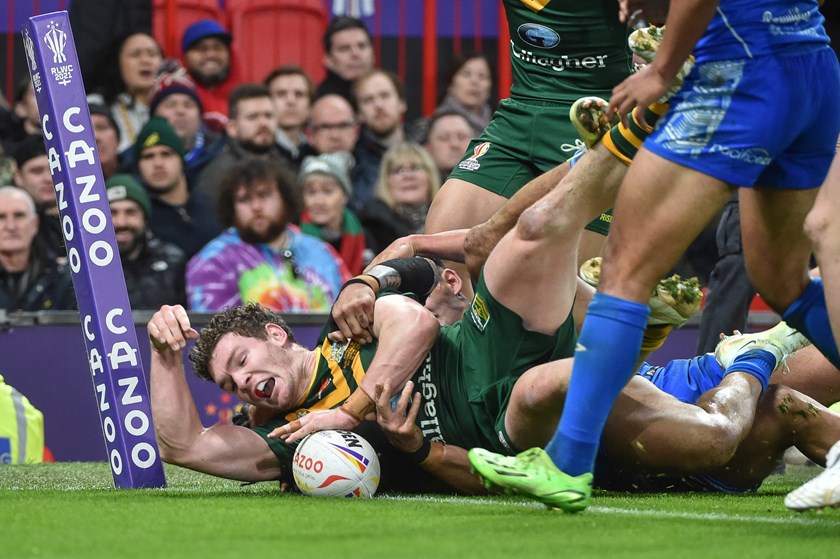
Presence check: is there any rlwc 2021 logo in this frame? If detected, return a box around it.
[44,21,73,86]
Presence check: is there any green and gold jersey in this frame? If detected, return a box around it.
[252,325,379,471]
[504,0,633,103]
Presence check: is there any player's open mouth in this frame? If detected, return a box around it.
[255,378,275,399]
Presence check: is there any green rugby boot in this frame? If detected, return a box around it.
[468,447,592,513]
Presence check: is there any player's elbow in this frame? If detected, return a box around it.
[156,442,181,465]
[414,306,441,343]
[155,433,193,466]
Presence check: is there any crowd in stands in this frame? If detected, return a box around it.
[0,14,474,314]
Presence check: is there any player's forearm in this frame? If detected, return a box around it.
[360,299,439,397]
[407,230,469,263]
[149,351,206,463]
[418,441,493,495]
[652,0,719,79]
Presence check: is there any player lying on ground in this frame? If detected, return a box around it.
[148,131,590,484]
[148,189,838,498]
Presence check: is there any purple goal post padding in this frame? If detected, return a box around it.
[23,11,166,488]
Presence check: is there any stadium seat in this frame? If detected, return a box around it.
[152,0,225,57]
[226,0,328,84]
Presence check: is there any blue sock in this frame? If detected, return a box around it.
[782,278,840,369]
[545,292,649,476]
[723,349,776,391]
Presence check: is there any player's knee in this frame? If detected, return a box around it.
[804,204,836,252]
[516,369,567,414]
[516,203,575,243]
[683,419,742,469]
[515,204,551,241]
[759,384,803,420]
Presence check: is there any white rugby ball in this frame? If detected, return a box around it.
[292,430,381,498]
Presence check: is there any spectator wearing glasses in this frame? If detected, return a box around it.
[186,157,349,313]
[359,142,441,254]
[305,94,359,156]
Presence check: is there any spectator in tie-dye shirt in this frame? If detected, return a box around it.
[186,157,349,312]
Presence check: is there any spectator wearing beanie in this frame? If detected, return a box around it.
[181,19,243,125]
[106,174,187,308]
[133,117,220,258]
[146,69,226,185]
[88,100,124,179]
[298,152,369,275]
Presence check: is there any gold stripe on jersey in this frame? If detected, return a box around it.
[602,102,670,166]
[284,338,368,422]
[520,0,552,12]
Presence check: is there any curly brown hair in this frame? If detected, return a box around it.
[189,303,297,382]
[216,157,301,229]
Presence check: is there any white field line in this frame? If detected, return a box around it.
[379,494,840,527]
[9,485,839,526]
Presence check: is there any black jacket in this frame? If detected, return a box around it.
[358,199,414,255]
[0,239,75,312]
[148,192,221,260]
[314,69,355,108]
[350,128,388,213]
[122,232,187,309]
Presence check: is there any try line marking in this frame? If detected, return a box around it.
[380,494,840,527]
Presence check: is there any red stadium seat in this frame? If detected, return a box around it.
[226,0,328,84]
[152,0,225,58]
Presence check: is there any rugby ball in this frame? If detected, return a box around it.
[292,430,380,498]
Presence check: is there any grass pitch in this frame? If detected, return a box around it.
[1,463,838,559]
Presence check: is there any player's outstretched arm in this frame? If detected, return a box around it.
[148,305,283,481]
[374,379,490,495]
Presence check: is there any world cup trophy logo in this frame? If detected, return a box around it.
[458,141,491,172]
[44,20,67,64]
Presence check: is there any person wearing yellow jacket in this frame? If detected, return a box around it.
[0,374,44,464]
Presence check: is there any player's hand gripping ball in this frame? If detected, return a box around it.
[292,430,380,497]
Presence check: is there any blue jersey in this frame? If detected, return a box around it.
[696,0,829,62]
